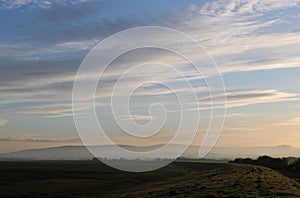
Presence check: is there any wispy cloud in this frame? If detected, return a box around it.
[0,119,8,127]
[0,0,96,9]
[224,113,244,118]
[3,102,105,118]
[197,89,299,109]
[118,114,155,121]
[273,117,300,126]
[200,0,300,16]
[0,0,49,9]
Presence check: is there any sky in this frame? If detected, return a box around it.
[0,0,300,153]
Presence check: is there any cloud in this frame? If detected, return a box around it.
[197,89,299,109]
[0,39,98,57]
[0,1,152,52]
[225,113,244,118]
[118,114,155,121]
[180,1,300,76]
[222,126,264,132]
[0,0,96,9]
[0,119,8,127]
[0,0,42,9]
[132,84,207,97]
[273,117,300,126]
[3,102,105,118]
[0,48,208,106]
[4,104,75,118]
[199,0,300,16]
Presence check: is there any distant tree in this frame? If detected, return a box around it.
[294,159,300,172]
[230,158,255,165]
[231,156,290,170]
[256,156,288,170]
[92,157,100,162]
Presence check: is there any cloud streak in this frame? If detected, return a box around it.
[273,117,300,127]
[0,119,8,127]
[118,114,156,121]
[0,0,96,9]
[3,101,105,118]
[200,0,300,16]
[196,89,299,109]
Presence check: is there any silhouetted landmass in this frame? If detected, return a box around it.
[1,160,300,197]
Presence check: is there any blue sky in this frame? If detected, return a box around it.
[0,0,300,153]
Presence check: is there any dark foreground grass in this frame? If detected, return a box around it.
[0,160,300,197]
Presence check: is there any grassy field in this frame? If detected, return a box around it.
[0,160,300,197]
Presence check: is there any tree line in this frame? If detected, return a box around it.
[230,155,300,171]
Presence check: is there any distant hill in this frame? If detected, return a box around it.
[1,144,300,160]
[0,146,93,160]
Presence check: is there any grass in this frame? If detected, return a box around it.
[0,160,300,197]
